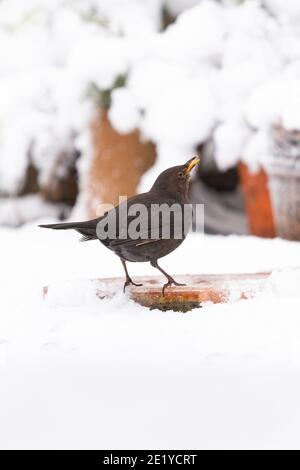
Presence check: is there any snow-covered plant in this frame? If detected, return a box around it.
[87,75,127,110]
[0,0,162,196]
[1,0,300,200]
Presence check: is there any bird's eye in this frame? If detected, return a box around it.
[178,171,184,178]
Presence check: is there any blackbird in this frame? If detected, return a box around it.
[39,156,200,294]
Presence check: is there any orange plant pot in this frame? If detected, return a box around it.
[87,110,156,217]
[238,162,276,238]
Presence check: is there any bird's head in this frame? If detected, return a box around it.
[150,156,200,198]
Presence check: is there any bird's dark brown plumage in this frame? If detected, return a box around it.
[39,157,200,294]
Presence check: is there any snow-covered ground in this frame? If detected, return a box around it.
[1,222,300,449]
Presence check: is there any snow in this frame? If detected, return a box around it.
[1,1,300,449]
[110,0,300,178]
[1,222,300,449]
[0,195,67,227]
[242,128,273,172]
[268,268,300,299]
[108,87,140,134]
[263,0,300,24]
[141,73,217,152]
[214,120,251,171]
[165,0,203,18]
[67,36,133,91]
[2,0,300,202]
[0,0,162,196]
[160,1,226,64]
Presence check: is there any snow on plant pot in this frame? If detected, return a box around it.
[86,81,156,217]
[238,162,276,238]
[265,125,300,241]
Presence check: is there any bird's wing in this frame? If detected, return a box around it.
[96,192,190,249]
[108,199,187,248]
[74,218,102,241]
[109,237,160,248]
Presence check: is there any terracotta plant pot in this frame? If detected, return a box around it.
[87,110,156,217]
[238,162,276,238]
[44,272,272,312]
[265,125,300,241]
[267,163,300,241]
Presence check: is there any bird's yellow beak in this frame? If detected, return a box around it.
[185,156,200,174]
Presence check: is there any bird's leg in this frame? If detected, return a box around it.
[150,260,186,296]
[120,258,143,293]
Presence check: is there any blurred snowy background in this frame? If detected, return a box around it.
[1,0,300,235]
[1,0,300,450]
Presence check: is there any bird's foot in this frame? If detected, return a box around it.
[162,278,186,296]
[123,278,143,293]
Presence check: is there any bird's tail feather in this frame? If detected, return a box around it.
[39,221,87,230]
[39,218,101,242]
